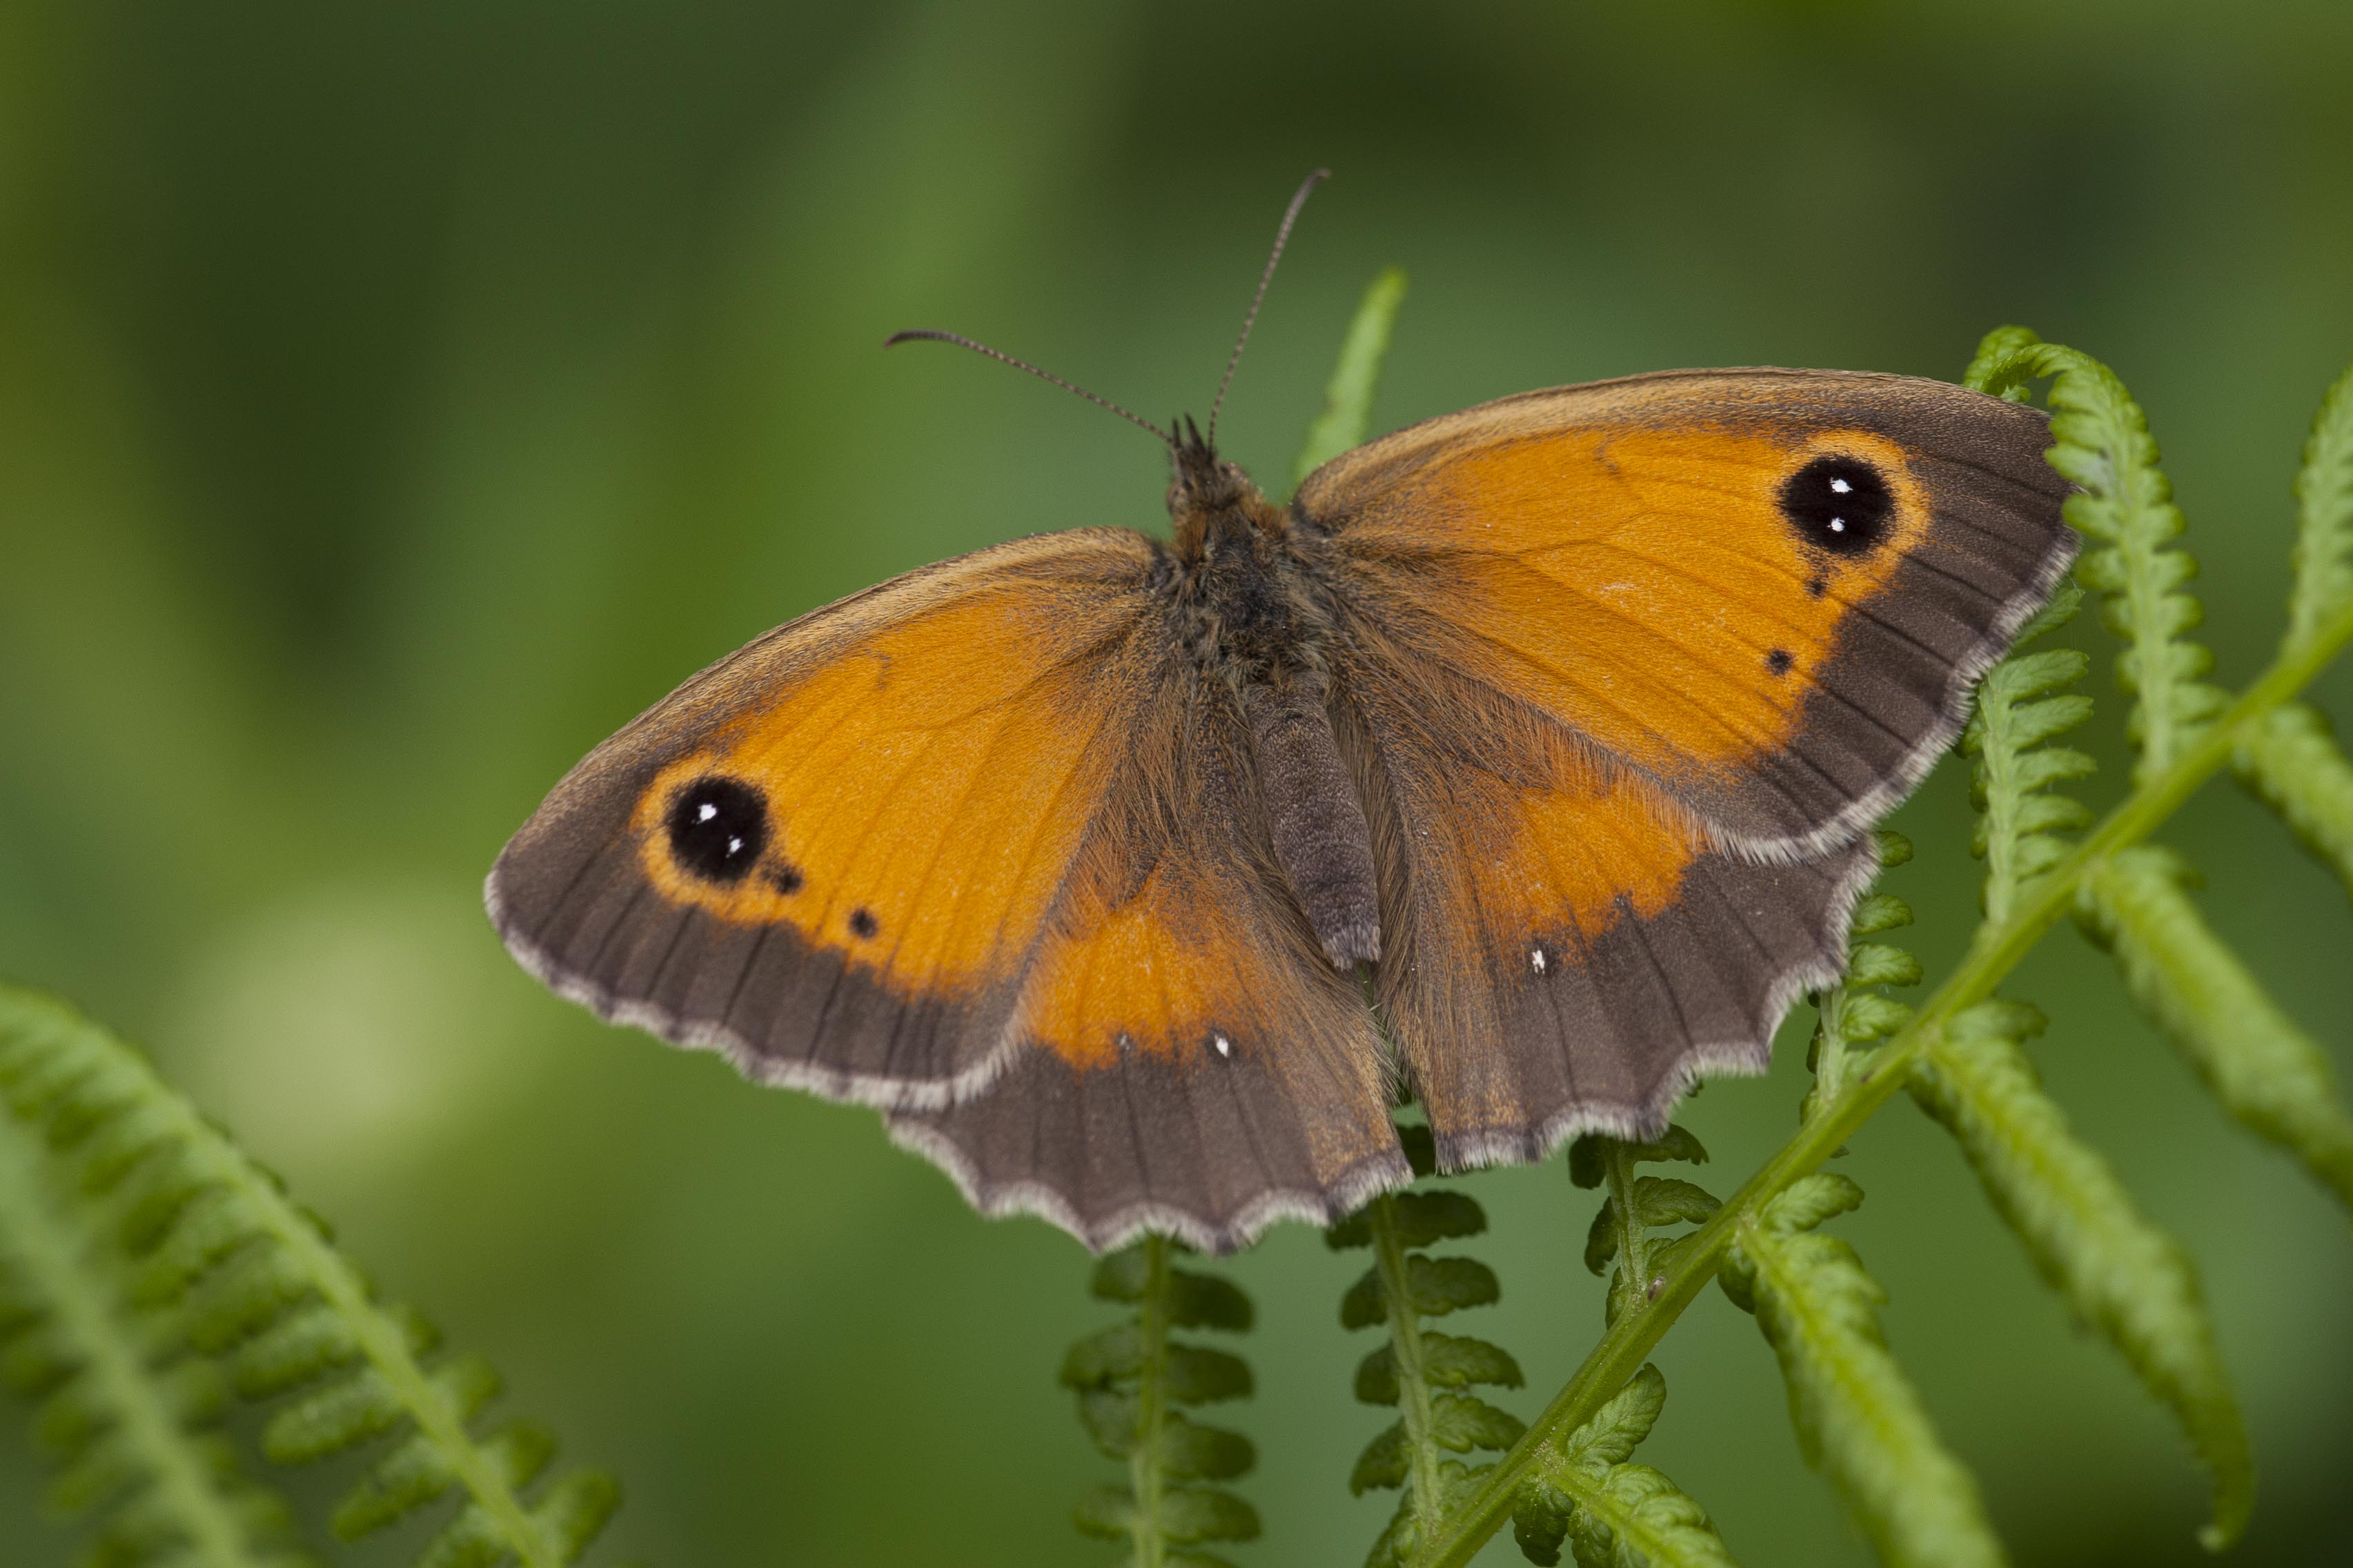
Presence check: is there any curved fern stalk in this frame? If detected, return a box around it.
[1570,1127,1717,1331]
[0,1104,311,1568]
[1292,267,1408,486]
[1908,1000,2252,1547]
[1509,1366,1735,1568]
[1408,339,2353,1568]
[0,986,622,1567]
[1329,1125,1523,1568]
[1973,332,2229,783]
[1067,1237,1259,1567]
[2076,848,2353,1210]
[2236,367,2353,899]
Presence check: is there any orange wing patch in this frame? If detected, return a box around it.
[629,579,1168,999]
[1497,749,1697,940]
[1361,425,1929,782]
[1017,857,1281,1070]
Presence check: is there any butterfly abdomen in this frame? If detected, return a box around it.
[1244,675,1381,970]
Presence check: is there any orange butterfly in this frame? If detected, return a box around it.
[487,177,2072,1252]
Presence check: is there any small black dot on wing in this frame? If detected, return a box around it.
[1766,648,1793,676]
[766,864,804,895]
[1780,455,1893,557]
[664,777,769,884]
[849,906,879,939]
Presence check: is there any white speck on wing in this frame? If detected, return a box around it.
[1214,1035,1232,1058]
[698,802,719,822]
[1530,948,1546,973]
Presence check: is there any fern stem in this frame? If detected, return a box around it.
[1370,1193,1446,1540]
[1601,1144,1647,1324]
[0,1113,263,1567]
[1410,593,2353,1568]
[1128,1233,1172,1568]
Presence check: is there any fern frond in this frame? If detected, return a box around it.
[1330,1126,1523,1568]
[1292,268,1408,486]
[1509,1365,1735,1568]
[1720,1175,2004,1568]
[2234,703,2353,902]
[1800,832,1924,1129]
[1571,1129,1717,1330]
[2285,364,2353,648]
[2076,848,2353,1210]
[1067,1235,1259,1568]
[1910,1000,2252,1547]
[0,985,623,1567]
[1963,584,2096,924]
[1970,330,2229,782]
[0,1104,313,1568]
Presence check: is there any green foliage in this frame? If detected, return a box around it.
[1510,1367,1735,1568]
[2076,846,2353,1210]
[2234,703,2353,902]
[1720,1174,2002,1568]
[1933,528,2256,1545]
[1330,1125,1524,1568]
[1962,584,2095,924]
[1970,331,2229,782]
[2285,364,2353,649]
[1909,1000,2252,1547]
[1064,1236,1259,1568]
[0,985,625,1568]
[1571,1128,1717,1331]
[1292,267,1409,485]
[0,1094,312,1568]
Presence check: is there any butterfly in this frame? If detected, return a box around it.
[486,176,2073,1253]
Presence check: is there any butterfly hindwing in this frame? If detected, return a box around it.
[889,674,1404,1251]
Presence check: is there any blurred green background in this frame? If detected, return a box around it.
[3,1,2352,1563]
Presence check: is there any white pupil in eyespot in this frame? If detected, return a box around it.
[1829,477,1852,494]
[726,836,742,853]
[698,802,718,822]
[1830,518,1846,531]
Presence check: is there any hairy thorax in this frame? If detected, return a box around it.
[1165,438,1380,970]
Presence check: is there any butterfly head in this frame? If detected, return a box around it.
[1168,415,1281,561]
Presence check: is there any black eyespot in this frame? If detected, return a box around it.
[1780,455,1893,556]
[665,776,769,884]
[849,907,879,939]
[1766,648,1793,676]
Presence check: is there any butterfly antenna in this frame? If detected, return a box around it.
[883,329,1172,446]
[1206,167,1330,449]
